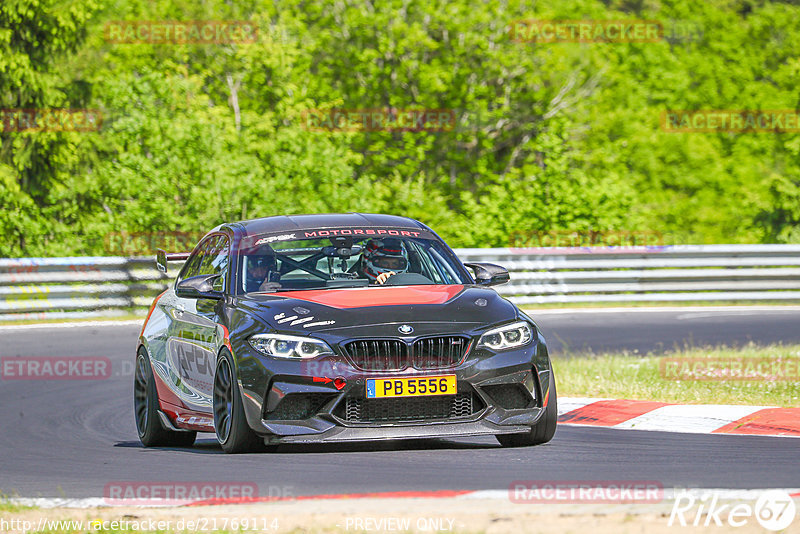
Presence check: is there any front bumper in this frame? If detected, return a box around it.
[234,332,553,443]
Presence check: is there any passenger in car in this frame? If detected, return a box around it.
[244,249,282,292]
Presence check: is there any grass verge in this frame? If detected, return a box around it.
[0,499,35,513]
[554,343,800,407]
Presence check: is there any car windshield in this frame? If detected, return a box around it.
[237,234,469,294]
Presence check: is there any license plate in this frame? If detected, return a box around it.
[366,375,457,399]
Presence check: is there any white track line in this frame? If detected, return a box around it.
[2,305,799,329]
[0,320,143,331]
[528,305,800,315]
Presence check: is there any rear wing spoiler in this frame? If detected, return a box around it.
[155,249,191,274]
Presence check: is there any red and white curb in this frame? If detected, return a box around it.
[559,397,800,437]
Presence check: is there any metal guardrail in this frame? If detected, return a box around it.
[0,257,171,321]
[1,245,800,321]
[458,244,800,305]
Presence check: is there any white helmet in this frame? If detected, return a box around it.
[362,238,409,281]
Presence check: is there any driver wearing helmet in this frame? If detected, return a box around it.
[360,238,409,284]
[244,248,281,292]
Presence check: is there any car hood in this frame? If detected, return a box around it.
[235,285,518,337]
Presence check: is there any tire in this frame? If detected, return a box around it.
[497,371,558,447]
[134,350,197,447]
[213,350,265,453]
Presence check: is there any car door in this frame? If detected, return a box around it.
[165,234,230,409]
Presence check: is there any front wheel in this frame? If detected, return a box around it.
[134,350,196,447]
[497,371,557,447]
[213,350,265,453]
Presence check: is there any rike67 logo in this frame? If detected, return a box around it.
[668,489,796,531]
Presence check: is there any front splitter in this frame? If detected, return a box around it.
[263,419,531,444]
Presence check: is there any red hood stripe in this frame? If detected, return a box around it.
[275,285,464,309]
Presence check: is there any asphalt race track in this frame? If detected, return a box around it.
[533,306,800,355]
[1,307,799,498]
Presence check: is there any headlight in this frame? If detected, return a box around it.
[476,321,533,351]
[249,334,334,359]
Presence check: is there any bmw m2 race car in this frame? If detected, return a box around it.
[135,213,556,453]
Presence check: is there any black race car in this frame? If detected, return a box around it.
[135,213,556,453]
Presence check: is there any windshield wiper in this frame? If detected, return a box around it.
[325,279,369,288]
[250,281,369,294]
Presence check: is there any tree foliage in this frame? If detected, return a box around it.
[2,0,800,256]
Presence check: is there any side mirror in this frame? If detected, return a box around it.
[464,262,510,286]
[156,249,167,273]
[175,274,224,300]
[155,248,191,274]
